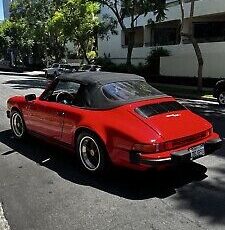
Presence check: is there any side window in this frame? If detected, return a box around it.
[43,81,80,102]
[48,81,88,107]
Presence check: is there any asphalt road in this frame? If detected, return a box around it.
[0,74,225,230]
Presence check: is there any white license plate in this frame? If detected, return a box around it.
[190,144,205,160]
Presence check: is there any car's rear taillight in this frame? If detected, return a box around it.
[132,143,164,154]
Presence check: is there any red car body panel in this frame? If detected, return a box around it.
[7,79,221,171]
[7,95,219,171]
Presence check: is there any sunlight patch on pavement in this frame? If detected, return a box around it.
[0,203,10,230]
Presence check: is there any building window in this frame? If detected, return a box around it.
[193,21,225,43]
[146,20,181,46]
[122,27,144,48]
[153,27,180,46]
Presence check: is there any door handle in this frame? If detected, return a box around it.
[57,111,65,116]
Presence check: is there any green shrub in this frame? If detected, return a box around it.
[145,47,170,75]
[146,47,170,65]
[95,56,112,66]
[87,51,97,60]
[95,57,149,78]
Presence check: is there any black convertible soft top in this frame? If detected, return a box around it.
[58,71,145,85]
[53,72,167,109]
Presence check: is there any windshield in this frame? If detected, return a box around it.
[102,80,163,101]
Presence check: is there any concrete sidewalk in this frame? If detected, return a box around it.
[0,70,45,77]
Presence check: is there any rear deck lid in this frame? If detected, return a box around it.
[134,100,211,141]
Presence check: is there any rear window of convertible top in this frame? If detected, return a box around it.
[102,80,163,101]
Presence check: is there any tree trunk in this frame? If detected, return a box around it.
[83,51,90,64]
[126,31,135,69]
[179,0,204,93]
[190,36,203,92]
[81,45,90,64]
[198,61,203,92]
[126,44,133,67]
[189,0,204,93]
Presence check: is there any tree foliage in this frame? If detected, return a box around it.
[59,0,101,63]
[0,0,113,67]
[0,0,162,67]
[9,0,55,66]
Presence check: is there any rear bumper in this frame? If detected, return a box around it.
[130,138,222,166]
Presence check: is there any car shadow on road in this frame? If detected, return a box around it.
[3,77,48,90]
[0,129,208,201]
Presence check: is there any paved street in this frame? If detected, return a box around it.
[0,74,225,230]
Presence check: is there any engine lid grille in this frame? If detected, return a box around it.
[135,101,186,118]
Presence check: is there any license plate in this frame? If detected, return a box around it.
[190,144,205,160]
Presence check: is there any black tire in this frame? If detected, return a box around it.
[10,110,26,139]
[217,91,225,106]
[76,131,109,174]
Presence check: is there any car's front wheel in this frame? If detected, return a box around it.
[76,131,108,174]
[217,91,225,106]
[10,110,26,139]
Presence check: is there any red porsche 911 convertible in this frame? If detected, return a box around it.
[7,72,222,173]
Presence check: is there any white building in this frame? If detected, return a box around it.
[98,0,225,78]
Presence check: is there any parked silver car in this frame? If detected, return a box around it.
[44,63,77,78]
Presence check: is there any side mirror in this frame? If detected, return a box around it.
[25,94,36,102]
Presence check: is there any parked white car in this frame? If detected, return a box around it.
[44,63,77,78]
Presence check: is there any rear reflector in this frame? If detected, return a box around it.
[135,101,186,118]
[133,143,159,153]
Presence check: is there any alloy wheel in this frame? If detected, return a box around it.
[79,136,101,171]
[11,112,24,138]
